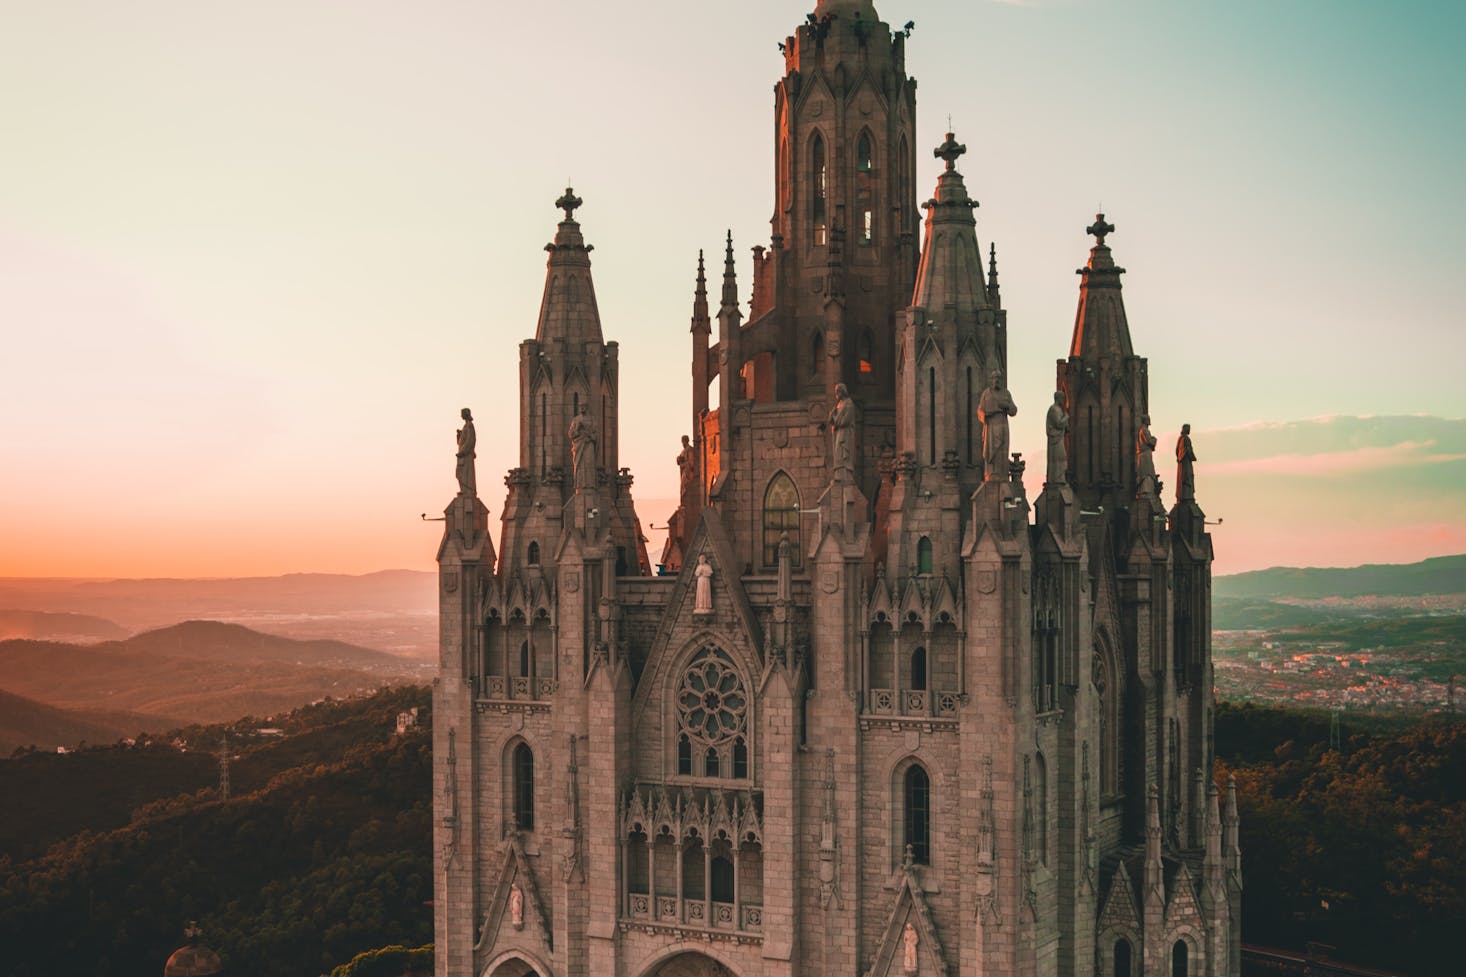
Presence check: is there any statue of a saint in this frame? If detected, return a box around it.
[675,434,695,496]
[568,405,598,492]
[1045,391,1068,485]
[1136,414,1158,497]
[509,884,524,929]
[693,554,714,614]
[827,383,856,479]
[978,370,1018,481]
[902,921,919,974]
[1175,423,1196,502]
[455,408,477,496]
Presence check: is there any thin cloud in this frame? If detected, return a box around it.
[1205,440,1466,477]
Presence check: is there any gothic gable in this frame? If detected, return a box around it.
[865,866,950,977]
[475,834,552,963]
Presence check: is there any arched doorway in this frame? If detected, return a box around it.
[486,954,546,977]
[644,950,737,977]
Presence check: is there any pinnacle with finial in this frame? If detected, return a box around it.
[556,187,583,221]
[1087,212,1115,246]
[934,131,966,171]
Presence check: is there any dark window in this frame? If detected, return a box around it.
[1115,939,1132,977]
[616,545,629,577]
[763,473,800,568]
[812,331,824,376]
[857,132,873,172]
[682,843,705,900]
[859,329,874,374]
[513,742,535,831]
[519,641,530,677]
[917,536,933,575]
[705,747,720,778]
[678,734,692,776]
[527,541,540,565]
[911,647,927,691]
[1172,940,1189,977]
[811,134,827,245]
[904,764,931,864]
[733,737,748,778]
[710,855,735,902]
[927,366,936,462]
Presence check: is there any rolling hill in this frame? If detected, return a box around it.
[0,608,128,642]
[1215,554,1466,600]
[0,621,424,728]
[0,688,176,755]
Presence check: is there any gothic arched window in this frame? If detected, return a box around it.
[811,133,827,246]
[910,647,927,691]
[1114,939,1133,977]
[859,328,874,375]
[710,855,735,903]
[917,536,933,575]
[857,132,873,172]
[513,742,535,831]
[527,540,540,565]
[903,764,931,864]
[763,472,800,569]
[675,646,750,779]
[1172,940,1189,977]
[519,641,531,678]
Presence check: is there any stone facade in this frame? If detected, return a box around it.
[434,3,1240,976]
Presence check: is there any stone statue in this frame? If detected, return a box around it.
[827,383,856,479]
[902,921,919,974]
[455,408,477,496]
[977,370,1018,481]
[509,883,524,928]
[1175,422,1196,502]
[693,554,714,614]
[675,434,695,495]
[1045,391,1068,485]
[1136,414,1158,497]
[568,405,598,492]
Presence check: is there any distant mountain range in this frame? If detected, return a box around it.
[0,620,426,749]
[1215,554,1466,600]
[0,569,437,656]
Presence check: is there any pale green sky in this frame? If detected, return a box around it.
[1,0,1462,576]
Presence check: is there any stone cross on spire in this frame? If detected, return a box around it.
[1087,213,1115,247]
[934,132,966,171]
[556,187,583,221]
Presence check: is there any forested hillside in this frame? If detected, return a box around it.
[0,686,433,977]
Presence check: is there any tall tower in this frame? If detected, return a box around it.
[436,4,1236,976]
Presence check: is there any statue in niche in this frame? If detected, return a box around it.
[903,921,919,974]
[509,883,524,929]
[568,405,598,492]
[1136,414,1159,497]
[693,554,714,614]
[675,434,696,496]
[1045,390,1069,485]
[455,408,477,496]
[827,382,857,479]
[978,370,1018,481]
[1175,422,1197,502]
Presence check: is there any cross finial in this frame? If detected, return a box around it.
[1087,212,1115,246]
[555,187,583,221]
[934,131,966,171]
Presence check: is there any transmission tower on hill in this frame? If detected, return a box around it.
[218,730,231,801]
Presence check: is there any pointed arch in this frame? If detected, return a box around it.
[509,739,535,832]
[810,130,828,246]
[917,536,933,575]
[902,763,932,864]
[859,327,874,376]
[855,128,876,244]
[856,130,873,172]
[762,471,801,568]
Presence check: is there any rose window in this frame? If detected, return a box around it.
[677,647,747,745]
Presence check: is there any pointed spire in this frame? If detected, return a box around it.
[1145,783,1165,900]
[690,249,710,334]
[535,187,602,344]
[720,230,739,311]
[910,129,986,313]
[1069,211,1132,359]
[986,241,1001,304]
[1223,773,1241,872]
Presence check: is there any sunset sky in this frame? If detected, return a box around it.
[2,0,1462,578]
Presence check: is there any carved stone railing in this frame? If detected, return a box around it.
[624,894,761,934]
[476,674,556,705]
[867,688,959,719]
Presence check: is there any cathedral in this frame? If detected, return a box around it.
[432,2,1241,976]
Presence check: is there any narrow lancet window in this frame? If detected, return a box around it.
[904,764,931,864]
[811,134,827,246]
[513,742,535,831]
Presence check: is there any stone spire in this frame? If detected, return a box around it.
[720,230,739,312]
[690,249,709,334]
[909,132,988,314]
[534,187,603,345]
[986,241,1001,306]
[1068,213,1132,360]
